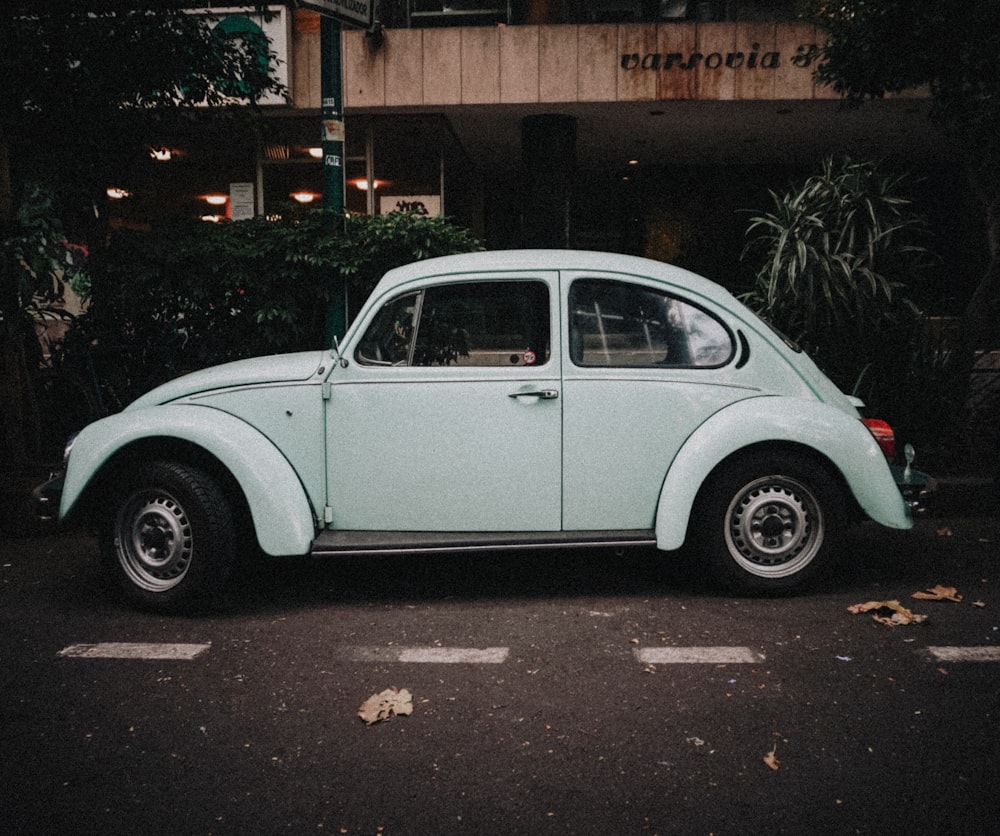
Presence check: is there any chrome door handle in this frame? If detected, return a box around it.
[509,389,559,400]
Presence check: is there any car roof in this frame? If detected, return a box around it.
[377,249,738,307]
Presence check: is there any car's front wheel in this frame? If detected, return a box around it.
[100,461,236,611]
[693,451,845,593]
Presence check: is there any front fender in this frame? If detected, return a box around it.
[60,405,316,556]
[654,397,912,551]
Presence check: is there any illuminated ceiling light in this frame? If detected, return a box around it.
[149,147,173,162]
[350,178,383,191]
[628,159,639,166]
[202,194,228,206]
[290,191,318,204]
[307,147,323,159]
[106,187,131,199]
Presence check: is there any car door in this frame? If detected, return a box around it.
[325,273,561,532]
[560,272,753,531]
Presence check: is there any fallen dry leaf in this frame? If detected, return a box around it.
[972,601,986,608]
[912,585,963,603]
[763,748,780,771]
[847,600,928,626]
[358,687,414,725]
[936,527,953,537]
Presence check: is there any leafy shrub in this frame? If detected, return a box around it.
[742,157,932,385]
[76,209,481,407]
[1,184,93,465]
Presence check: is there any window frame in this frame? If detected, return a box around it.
[567,276,736,370]
[354,277,554,370]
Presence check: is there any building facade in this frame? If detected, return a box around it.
[121,2,955,292]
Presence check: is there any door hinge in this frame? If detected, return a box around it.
[321,381,332,400]
[324,506,334,524]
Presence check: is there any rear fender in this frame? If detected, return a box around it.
[654,397,911,551]
[61,406,316,556]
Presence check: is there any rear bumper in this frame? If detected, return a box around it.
[891,465,936,512]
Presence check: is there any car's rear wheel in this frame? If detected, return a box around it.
[693,451,844,593]
[100,461,235,611]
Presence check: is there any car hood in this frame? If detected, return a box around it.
[126,351,327,410]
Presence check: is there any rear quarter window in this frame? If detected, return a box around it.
[569,278,733,368]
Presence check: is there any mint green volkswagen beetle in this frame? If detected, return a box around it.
[45,251,929,610]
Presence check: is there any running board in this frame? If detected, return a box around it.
[310,529,657,557]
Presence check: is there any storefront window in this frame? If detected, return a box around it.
[254,114,475,228]
[345,116,445,217]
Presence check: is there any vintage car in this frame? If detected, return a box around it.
[41,250,931,610]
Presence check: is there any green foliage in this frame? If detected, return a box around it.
[743,158,929,348]
[78,210,481,406]
[0,184,95,466]
[1,4,287,469]
[1,4,286,216]
[1,5,283,116]
[805,0,1000,362]
[2,184,90,358]
[806,1,1000,141]
[742,157,941,440]
[799,3,1000,469]
[334,212,484,316]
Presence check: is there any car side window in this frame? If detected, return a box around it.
[356,281,550,367]
[569,278,733,368]
[355,292,419,365]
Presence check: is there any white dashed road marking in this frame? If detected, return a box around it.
[55,643,999,665]
[341,646,510,664]
[58,642,211,660]
[927,646,1000,663]
[635,646,765,664]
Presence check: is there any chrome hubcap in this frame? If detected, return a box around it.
[724,476,823,578]
[116,491,193,592]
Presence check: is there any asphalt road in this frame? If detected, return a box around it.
[1,498,998,835]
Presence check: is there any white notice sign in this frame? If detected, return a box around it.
[230,182,255,221]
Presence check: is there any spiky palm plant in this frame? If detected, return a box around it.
[742,157,931,392]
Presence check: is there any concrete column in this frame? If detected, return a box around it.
[520,114,576,249]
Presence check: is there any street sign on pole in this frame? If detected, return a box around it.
[297,0,374,30]
[297,0,373,340]
[321,15,348,341]
[320,19,345,218]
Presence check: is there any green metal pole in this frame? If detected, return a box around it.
[321,16,347,342]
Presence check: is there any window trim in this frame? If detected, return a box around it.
[567,276,736,370]
[354,277,555,370]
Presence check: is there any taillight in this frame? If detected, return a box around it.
[862,418,896,460]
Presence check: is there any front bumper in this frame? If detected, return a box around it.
[32,471,64,525]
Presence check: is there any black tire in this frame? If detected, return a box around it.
[692,450,845,594]
[100,461,236,611]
